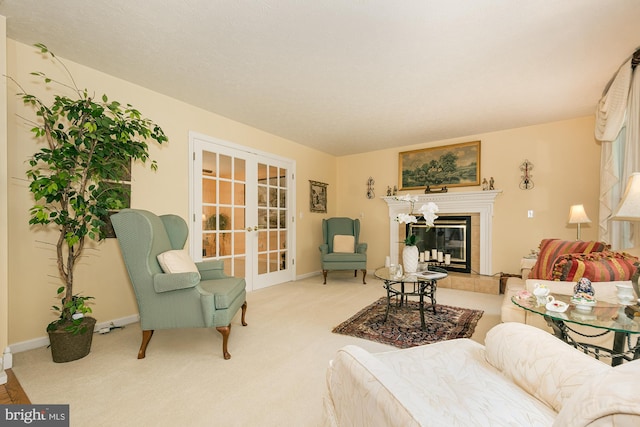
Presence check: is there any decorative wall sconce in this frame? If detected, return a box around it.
[519,159,534,190]
[366,177,375,199]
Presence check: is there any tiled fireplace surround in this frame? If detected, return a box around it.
[383,190,502,294]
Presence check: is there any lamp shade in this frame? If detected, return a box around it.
[568,204,591,224]
[611,172,640,221]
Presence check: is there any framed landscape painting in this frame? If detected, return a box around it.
[399,141,481,190]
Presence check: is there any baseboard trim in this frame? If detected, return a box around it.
[296,269,374,282]
[295,271,323,280]
[9,314,140,354]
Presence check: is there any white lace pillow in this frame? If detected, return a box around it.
[333,235,355,253]
[157,250,199,275]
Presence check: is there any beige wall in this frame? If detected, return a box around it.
[337,116,601,275]
[5,38,602,347]
[6,39,336,344]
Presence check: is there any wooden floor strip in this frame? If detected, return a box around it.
[1,369,31,404]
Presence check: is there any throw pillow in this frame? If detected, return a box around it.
[551,251,640,282]
[333,235,355,253]
[157,250,200,275]
[529,239,609,280]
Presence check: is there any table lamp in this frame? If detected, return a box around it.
[610,172,640,301]
[568,204,591,240]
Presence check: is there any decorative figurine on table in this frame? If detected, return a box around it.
[572,278,597,311]
[482,178,488,190]
[392,185,398,196]
[386,186,392,196]
[574,278,595,297]
[489,177,495,190]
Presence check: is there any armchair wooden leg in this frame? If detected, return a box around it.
[241,301,248,326]
[361,269,367,284]
[322,270,328,284]
[216,325,232,360]
[354,270,357,277]
[138,330,154,359]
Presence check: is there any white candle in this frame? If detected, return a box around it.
[444,253,451,265]
[385,256,391,267]
[431,249,437,259]
[437,251,443,262]
[419,252,425,262]
[424,251,430,261]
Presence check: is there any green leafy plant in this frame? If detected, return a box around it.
[12,43,168,332]
[47,291,94,335]
[404,233,419,246]
[206,213,229,230]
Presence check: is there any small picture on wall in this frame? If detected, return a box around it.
[309,180,328,213]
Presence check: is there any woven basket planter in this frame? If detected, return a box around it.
[47,317,96,363]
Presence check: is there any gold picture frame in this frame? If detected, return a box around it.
[398,141,481,190]
[309,180,328,213]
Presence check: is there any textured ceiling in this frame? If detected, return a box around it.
[1,0,640,156]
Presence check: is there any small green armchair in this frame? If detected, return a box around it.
[111,209,247,360]
[319,217,367,284]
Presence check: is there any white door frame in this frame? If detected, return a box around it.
[188,131,296,291]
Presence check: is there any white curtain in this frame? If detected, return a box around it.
[597,57,640,248]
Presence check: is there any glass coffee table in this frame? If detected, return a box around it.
[512,293,640,366]
[374,266,448,330]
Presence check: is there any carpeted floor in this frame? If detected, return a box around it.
[332,297,483,348]
[10,273,503,427]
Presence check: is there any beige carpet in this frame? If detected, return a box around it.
[12,272,503,427]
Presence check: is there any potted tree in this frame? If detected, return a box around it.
[14,44,168,362]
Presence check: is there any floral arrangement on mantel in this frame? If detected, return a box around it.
[393,194,439,246]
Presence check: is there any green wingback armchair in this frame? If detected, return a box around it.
[319,217,367,284]
[111,209,247,360]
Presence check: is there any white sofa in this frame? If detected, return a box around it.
[323,322,640,427]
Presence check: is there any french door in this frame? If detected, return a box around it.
[189,132,295,291]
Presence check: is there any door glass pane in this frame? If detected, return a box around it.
[258,208,267,229]
[279,251,286,270]
[269,166,278,185]
[269,252,278,272]
[203,178,217,204]
[258,252,268,274]
[219,155,232,179]
[219,181,232,204]
[234,158,245,180]
[258,186,267,207]
[269,209,277,229]
[234,232,245,255]
[234,206,245,230]
[235,183,246,205]
[203,151,217,177]
[258,230,267,252]
[256,162,288,279]
[200,149,246,279]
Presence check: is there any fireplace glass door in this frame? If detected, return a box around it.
[408,216,471,273]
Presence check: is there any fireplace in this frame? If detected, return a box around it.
[384,190,501,275]
[407,215,471,273]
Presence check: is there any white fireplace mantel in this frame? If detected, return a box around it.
[383,190,502,275]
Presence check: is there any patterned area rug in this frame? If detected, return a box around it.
[332,297,484,348]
